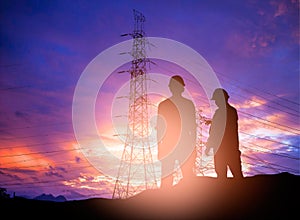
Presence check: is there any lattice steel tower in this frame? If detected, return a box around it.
[112,9,158,199]
[195,109,212,176]
[195,109,206,176]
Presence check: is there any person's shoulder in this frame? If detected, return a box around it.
[227,104,238,116]
[158,98,171,106]
[228,104,237,111]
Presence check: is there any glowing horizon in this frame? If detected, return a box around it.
[0,0,298,200]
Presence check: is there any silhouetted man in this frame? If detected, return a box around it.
[157,75,197,189]
[205,88,243,179]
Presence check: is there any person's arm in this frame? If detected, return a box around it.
[205,112,218,155]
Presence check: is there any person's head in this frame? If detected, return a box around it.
[168,75,185,95]
[211,88,229,107]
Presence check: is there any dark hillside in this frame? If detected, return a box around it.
[1,172,299,219]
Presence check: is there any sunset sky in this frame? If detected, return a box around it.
[0,0,299,200]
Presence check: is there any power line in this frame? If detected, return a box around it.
[242,153,299,174]
[153,60,299,129]
[241,143,299,161]
[0,85,31,91]
[0,122,72,132]
[216,70,300,107]
[239,110,299,135]
[229,89,299,118]
[240,131,299,150]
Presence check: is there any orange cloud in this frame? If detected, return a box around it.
[0,146,53,170]
[235,96,266,109]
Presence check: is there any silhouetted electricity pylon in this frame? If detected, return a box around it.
[112,9,158,199]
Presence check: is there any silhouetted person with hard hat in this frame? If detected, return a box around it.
[205,88,243,179]
[157,75,197,189]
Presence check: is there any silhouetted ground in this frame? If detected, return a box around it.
[1,172,299,219]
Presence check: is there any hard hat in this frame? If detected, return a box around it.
[211,88,229,100]
[169,75,185,87]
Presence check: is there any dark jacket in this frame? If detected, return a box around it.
[206,103,239,154]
